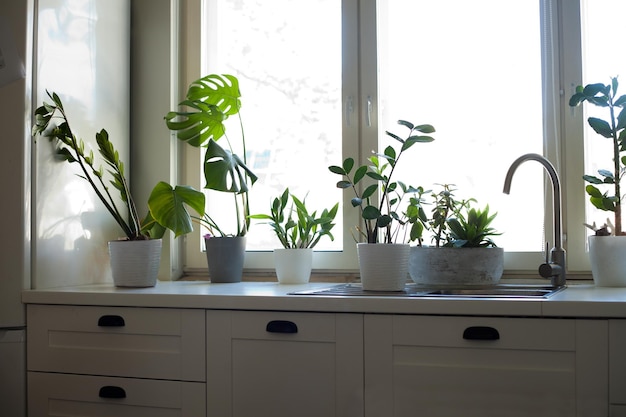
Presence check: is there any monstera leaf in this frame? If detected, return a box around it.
[147,182,206,237]
[164,74,241,147]
[204,139,258,193]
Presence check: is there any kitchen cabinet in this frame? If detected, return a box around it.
[610,319,626,416]
[364,315,608,417]
[206,310,364,417]
[27,304,206,416]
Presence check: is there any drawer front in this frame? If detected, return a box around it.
[393,315,576,351]
[230,310,336,342]
[28,372,205,417]
[27,305,205,381]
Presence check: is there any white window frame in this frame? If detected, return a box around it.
[176,0,593,279]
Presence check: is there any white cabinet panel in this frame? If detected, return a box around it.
[207,310,363,417]
[27,304,205,381]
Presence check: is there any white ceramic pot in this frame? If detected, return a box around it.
[589,235,626,287]
[409,246,504,286]
[357,243,410,291]
[274,248,313,284]
[108,239,162,287]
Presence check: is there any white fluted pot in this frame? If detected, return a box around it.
[357,243,410,291]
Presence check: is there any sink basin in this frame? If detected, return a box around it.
[422,286,564,298]
[290,283,565,299]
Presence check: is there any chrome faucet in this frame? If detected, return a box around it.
[503,153,566,287]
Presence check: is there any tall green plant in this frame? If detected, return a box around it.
[163,74,258,237]
[329,120,435,243]
[569,77,626,236]
[32,91,205,241]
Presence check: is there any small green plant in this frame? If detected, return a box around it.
[569,77,626,236]
[32,91,205,240]
[329,119,435,243]
[405,184,500,248]
[250,188,339,249]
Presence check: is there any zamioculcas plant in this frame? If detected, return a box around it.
[569,77,626,236]
[32,91,205,240]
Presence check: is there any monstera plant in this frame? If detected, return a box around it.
[156,74,257,238]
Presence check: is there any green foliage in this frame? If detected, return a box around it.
[329,119,435,243]
[250,189,339,249]
[405,185,500,248]
[569,77,626,235]
[32,91,206,241]
[164,74,257,236]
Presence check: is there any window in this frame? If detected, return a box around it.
[181,0,625,277]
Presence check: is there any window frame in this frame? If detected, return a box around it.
[177,0,593,278]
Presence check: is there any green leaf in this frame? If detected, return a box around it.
[336,180,352,189]
[354,165,368,184]
[362,205,380,220]
[588,117,613,138]
[328,165,345,175]
[148,181,206,237]
[343,157,354,174]
[583,175,604,184]
[361,184,378,199]
[203,139,258,193]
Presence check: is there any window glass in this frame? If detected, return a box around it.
[201,0,344,252]
[377,0,545,252]
[581,0,626,231]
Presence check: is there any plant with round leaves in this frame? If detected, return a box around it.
[329,119,435,243]
[569,77,626,236]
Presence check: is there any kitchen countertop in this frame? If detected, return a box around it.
[21,280,626,318]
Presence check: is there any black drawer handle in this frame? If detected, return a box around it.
[266,320,298,334]
[99,386,126,399]
[463,326,500,341]
[97,315,125,327]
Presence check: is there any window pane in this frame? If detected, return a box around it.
[581,0,626,233]
[377,0,545,252]
[201,0,343,251]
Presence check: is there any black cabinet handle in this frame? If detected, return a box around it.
[266,320,298,334]
[97,315,125,327]
[463,326,500,341]
[99,386,126,399]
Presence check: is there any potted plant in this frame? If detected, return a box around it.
[569,77,626,286]
[407,184,503,286]
[329,119,435,290]
[250,188,338,284]
[162,74,257,282]
[32,91,205,287]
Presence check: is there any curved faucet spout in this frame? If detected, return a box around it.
[503,153,566,286]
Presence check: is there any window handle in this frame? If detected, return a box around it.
[366,95,373,127]
[345,96,354,127]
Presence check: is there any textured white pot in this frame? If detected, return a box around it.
[274,248,313,284]
[589,235,626,287]
[357,243,410,291]
[409,246,503,286]
[108,239,162,287]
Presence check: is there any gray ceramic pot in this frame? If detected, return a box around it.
[204,236,246,283]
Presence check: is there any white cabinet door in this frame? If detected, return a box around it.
[364,315,608,417]
[610,320,626,408]
[206,310,363,417]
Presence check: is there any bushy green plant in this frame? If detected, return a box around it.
[32,91,205,240]
[329,119,435,243]
[250,188,339,249]
[406,184,500,248]
[569,77,626,236]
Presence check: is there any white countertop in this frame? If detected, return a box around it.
[20,280,626,318]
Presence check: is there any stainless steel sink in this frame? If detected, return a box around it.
[290,283,565,299]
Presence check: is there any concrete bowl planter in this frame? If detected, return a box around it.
[409,246,504,286]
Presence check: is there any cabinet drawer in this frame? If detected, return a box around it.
[393,315,576,351]
[27,305,205,381]
[28,371,205,417]
[230,310,336,342]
